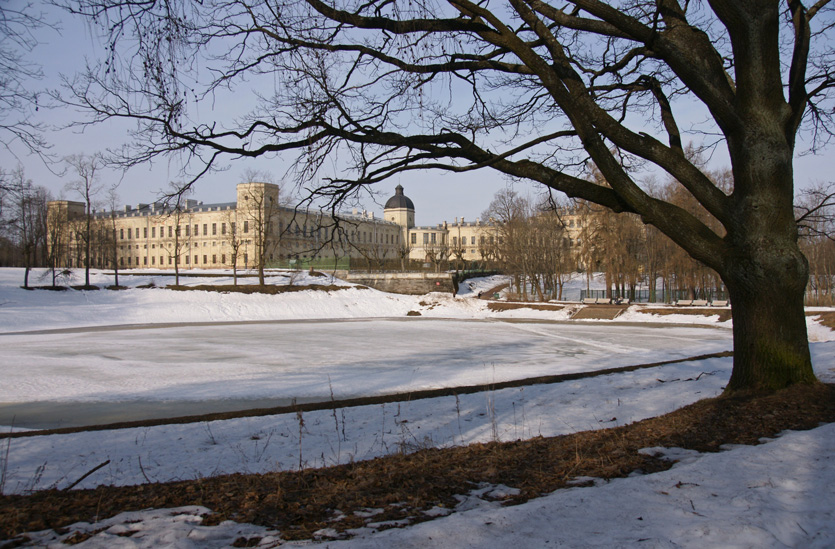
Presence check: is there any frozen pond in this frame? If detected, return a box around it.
[0,318,731,428]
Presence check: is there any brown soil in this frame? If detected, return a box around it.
[641,307,734,322]
[487,302,564,312]
[2,383,833,544]
[166,284,366,295]
[478,283,509,299]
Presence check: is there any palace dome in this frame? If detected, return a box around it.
[384,184,415,210]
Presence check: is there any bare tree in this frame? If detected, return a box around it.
[222,207,243,285]
[4,167,49,287]
[237,172,282,284]
[424,240,450,273]
[103,186,121,286]
[161,187,192,285]
[0,1,51,154]
[64,153,104,287]
[63,0,835,391]
[395,242,412,273]
[796,181,835,305]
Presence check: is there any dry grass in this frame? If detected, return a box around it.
[487,302,564,312]
[809,310,835,329]
[570,306,627,320]
[641,307,733,322]
[2,383,833,543]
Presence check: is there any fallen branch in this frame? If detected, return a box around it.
[64,460,110,491]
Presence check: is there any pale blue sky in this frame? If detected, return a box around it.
[1,1,830,225]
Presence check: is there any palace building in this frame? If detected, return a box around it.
[46,182,511,271]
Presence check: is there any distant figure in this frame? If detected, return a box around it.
[478,291,483,298]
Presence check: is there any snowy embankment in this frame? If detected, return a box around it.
[1,268,834,547]
[21,420,835,549]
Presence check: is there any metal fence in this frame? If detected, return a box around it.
[580,288,729,304]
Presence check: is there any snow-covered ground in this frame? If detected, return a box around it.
[1,267,834,547]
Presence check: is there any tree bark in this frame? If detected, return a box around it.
[721,134,817,391]
[724,261,815,391]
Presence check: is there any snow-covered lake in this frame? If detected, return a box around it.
[0,318,731,428]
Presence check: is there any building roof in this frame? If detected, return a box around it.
[384,184,415,211]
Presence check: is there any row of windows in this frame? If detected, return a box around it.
[409,233,494,246]
[119,222,240,240]
[116,221,401,243]
[122,253,243,266]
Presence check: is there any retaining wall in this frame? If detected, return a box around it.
[333,271,456,295]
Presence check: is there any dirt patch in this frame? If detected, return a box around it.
[478,283,509,299]
[2,383,833,543]
[808,310,835,329]
[487,302,564,312]
[166,284,366,295]
[570,306,628,320]
[641,307,733,322]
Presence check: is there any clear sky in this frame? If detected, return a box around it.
[1,1,830,226]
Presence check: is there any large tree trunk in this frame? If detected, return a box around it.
[721,122,817,391]
[724,255,815,391]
